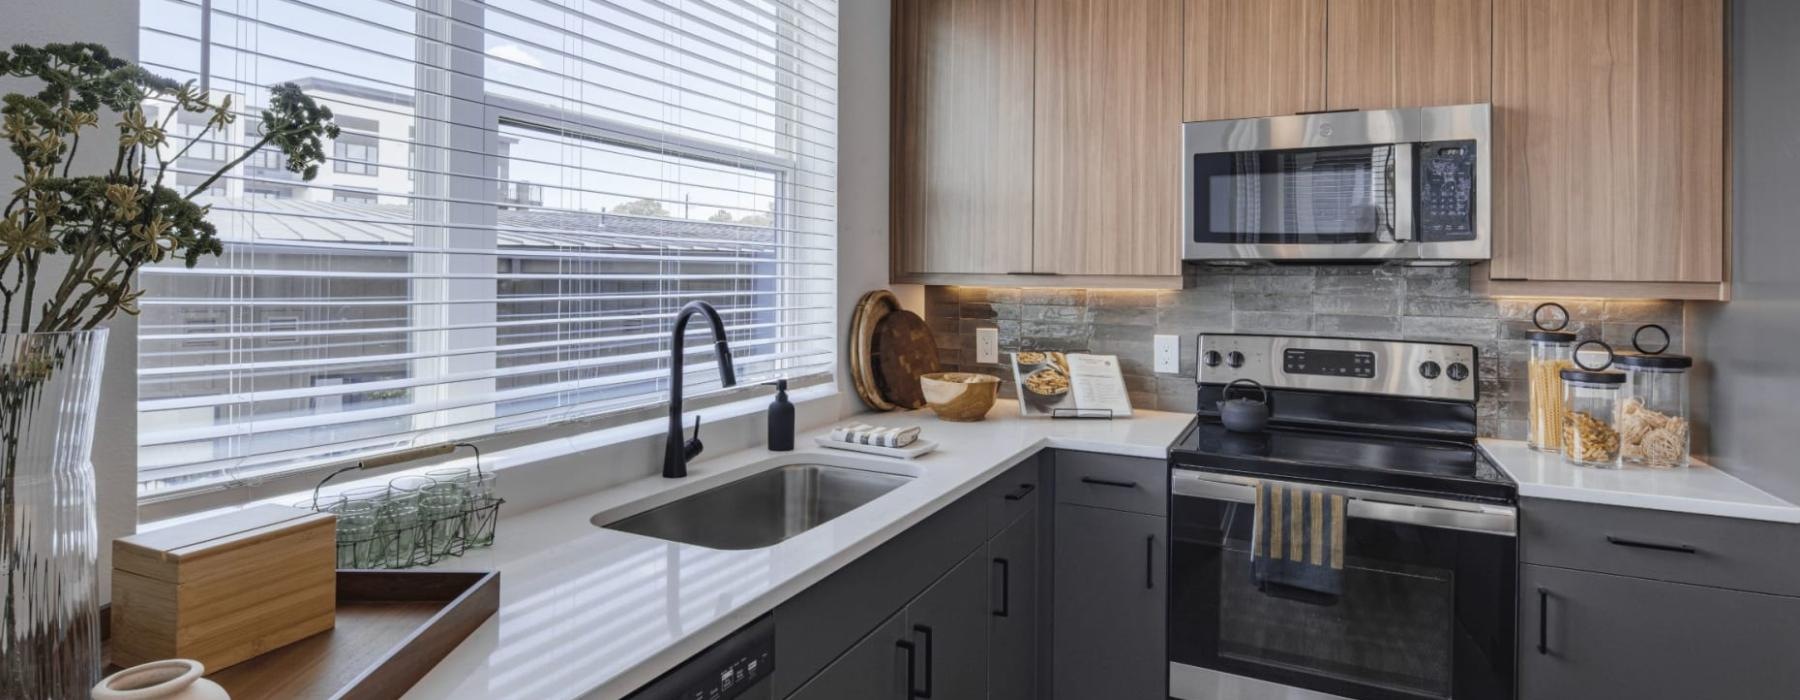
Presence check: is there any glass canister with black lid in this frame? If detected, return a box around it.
[1526,303,1578,452]
[1560,340,1625,468]
[1614,324,1692,468]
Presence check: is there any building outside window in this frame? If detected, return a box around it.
[332,188,379,205]
[332,132,378,176]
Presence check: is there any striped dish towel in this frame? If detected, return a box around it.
[828,423,922,448]
[1250,481,1347,599]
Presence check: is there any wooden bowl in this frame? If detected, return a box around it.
[919,372,1001,422]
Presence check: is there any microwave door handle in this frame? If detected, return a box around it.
[1391,144,1415,243]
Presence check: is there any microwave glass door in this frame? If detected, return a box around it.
[1191,145,1398,245]
[1170,490,1515,700]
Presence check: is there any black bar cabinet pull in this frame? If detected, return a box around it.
[912,625,934,698]
[992,557,1011,617]
[1003,483,1036,501]
[1605,535,1697,554]
[1081,476,1138,489]
[896,639,918,697]
[1145,535,1156,590]
[1537,587,1549,655]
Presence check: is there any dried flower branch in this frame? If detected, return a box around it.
[0,42,339,334]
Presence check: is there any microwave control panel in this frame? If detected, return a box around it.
[1414,140,1477,242]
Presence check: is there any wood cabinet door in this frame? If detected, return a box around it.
[1491,0,1725,283]
[1183,0,1327,121]
[1326,0,1492,111]
[1520,564,1800,699]
[1034,0,1184,277]
[892,0,1036,276]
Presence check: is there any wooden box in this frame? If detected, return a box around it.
[112,504,338,671]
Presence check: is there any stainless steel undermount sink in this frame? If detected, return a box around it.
[595,463,915,549]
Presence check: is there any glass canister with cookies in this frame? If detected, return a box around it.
[1526,303,1578,452]
[1614,324,1691,469]
[1559,341,1625,468]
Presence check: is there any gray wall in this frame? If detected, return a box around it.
[1,0,140,603]
[927,265,1683,439]
[1687,0,1800,503]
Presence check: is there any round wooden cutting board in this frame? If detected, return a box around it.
[849,290,900,410]
[871,310,940,410]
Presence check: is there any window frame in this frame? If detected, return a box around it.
[135,0,839,513]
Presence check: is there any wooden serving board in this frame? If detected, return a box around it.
[108,570,498,700]
[849,290,901,410]
[871,310,939,409]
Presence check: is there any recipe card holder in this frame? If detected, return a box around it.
[1051,408,1114,420]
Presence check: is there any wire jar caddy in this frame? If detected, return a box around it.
[299,443,503,569]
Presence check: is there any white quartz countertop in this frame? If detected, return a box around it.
[402,401,1195,700]
[1480,438,1800,523]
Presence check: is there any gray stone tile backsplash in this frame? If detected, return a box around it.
[923,264,1684,439]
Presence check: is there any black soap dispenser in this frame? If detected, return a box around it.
[764,379,794,451]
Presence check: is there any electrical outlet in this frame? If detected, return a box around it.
[976,328,1000,364]
[1154,334,1181,374]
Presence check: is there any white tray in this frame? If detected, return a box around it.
[814,435,939,459]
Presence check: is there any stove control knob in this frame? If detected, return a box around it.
[1418,361,1441,379]
[1446,362,1470,382]
[1202,350,1223,367]
[1225,351,1246,368]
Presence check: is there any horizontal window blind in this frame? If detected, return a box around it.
[136,0,838,500]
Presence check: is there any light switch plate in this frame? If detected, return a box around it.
[1154,334,1181,374]
[975,328,999,364]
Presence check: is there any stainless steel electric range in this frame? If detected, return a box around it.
[1168,334,1517,700]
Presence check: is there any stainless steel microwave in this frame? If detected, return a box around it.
[1181,103,1490,263]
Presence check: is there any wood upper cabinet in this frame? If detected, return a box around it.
[1183,0,1327,121]
[1488,0,1726,290]
[1326,0,1492,111]
[1034,0,1184,277]
[891,0,1036,277]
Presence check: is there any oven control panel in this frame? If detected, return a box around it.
[1198,334,1477,402]
[1283,348,1376,379]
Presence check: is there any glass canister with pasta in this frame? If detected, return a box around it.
[1560,366,1625,468]
[1526,325,1577,453]
[1614,325,1692,468]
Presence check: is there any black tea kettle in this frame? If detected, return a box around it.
[1218,378,1270,433]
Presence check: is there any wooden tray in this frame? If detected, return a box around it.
[108,570,498,700]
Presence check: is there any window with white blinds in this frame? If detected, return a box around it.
[135,0,838,500]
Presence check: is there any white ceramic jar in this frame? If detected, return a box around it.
[92,659,228,700]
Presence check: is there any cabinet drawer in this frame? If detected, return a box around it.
[1520,563,1800,699]
[1054,450,1167,516]
[978,455,1043,538]
[1521,497,1800,597]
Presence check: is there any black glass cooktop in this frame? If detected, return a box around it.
[1170,420,1515,503]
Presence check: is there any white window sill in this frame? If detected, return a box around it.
[139,381,844,533]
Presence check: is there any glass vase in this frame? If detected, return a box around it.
[0,329,106,697]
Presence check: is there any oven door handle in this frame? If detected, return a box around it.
[1172,470,1516,536]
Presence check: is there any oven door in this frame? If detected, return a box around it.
[1181,105,1490,262]
[1169,470,1516,700]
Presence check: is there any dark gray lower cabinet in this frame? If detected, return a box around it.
[1052,503,1166,700]
[907,548,990,699]
[789,550,991,699]
[1521,563,1800,698]
[788,611,908,700]
[987,511,1038,700]
[776,456,1049,699]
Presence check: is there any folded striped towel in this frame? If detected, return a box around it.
[828,423,922,448]
[1251,481,1347,600]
